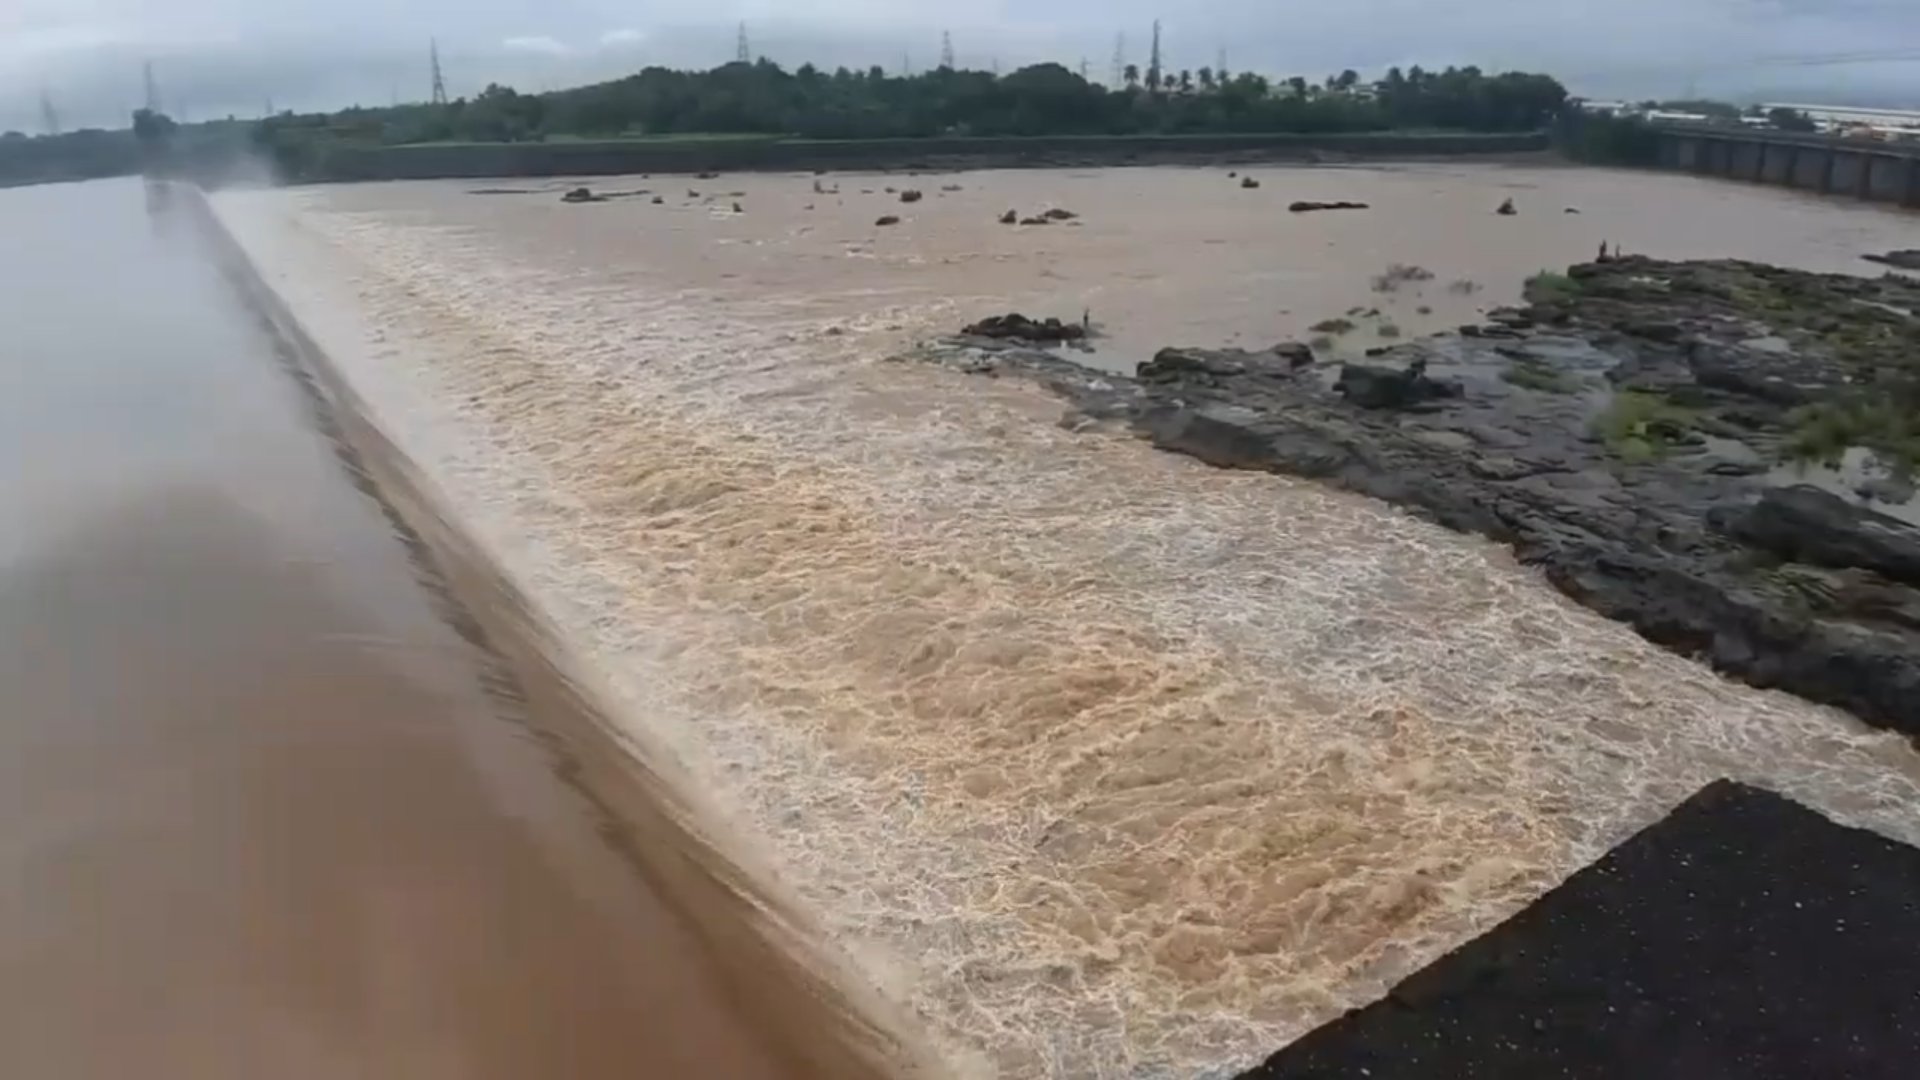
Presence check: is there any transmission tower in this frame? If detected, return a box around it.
[940,31,955,71]
[1147,20,1163,92]
[429,39,448,106]
[736,22,750,63]
[39,89,59,136]
[143,61,161,114]
[1216,46,1228,80]
[1111,33,1127,87]
[1080,58,1090,81]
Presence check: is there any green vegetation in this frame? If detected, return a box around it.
[1785,399,1920,472]
[246,61,1566,181]
[1524,270,1582,303]
[1377,321,1402,338]
[1557,112,1663,167]
[1309,334,1336,352]
[1502,359,1580,393]
[1592,390,1699,462]
[1311,317,1358,334]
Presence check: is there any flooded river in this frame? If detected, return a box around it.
[0,180,914,1079]
[216,163,1920,1078]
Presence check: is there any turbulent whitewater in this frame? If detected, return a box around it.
[216,165,1920,1078]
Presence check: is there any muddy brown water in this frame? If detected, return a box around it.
[0,180,911,1079]
[215,164,1920,1077]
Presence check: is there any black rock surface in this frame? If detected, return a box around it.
[1236,780,1920,1080]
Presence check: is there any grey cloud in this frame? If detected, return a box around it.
[2,0,1916,132]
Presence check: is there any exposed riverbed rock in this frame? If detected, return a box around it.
[913,257,1920,735]
[874,214,901,226]
[960,313,1087,343]
[560,187,607,203]
[1864,249,1920,271]
[1288,200,1370,213]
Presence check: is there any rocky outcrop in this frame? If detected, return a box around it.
[1240,176,1261,189]
[560,186,607,203]
[1865,249,1920,271]
[874,214,901,226]
[960,313,1087,343]
[912,258,1920,736]
[899,189,923,203]
[1496,197,1517,215]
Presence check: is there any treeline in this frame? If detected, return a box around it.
[252,60,1567,178]
[0,118,253,188]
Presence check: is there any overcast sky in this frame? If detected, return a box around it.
[2,0,1917,132]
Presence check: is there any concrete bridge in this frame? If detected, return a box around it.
[1655,126,1920,209]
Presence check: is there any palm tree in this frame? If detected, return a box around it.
[1123,63,1140,89]
[1336,69,1360,92]
[1178,70,1193,93]
[1287,75,1309,98]
[1197,67,1214,91]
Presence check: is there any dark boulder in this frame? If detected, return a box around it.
[1240,176,1261,189]
[899,189,923,203]
[998,209,1018,224]
[1864,250,1920,271]
[1043,208,1078,221]
[1712,486,1920,586]
[961,313,1087,343]
[874,214,901,226]
[650,195,664,204]
[560,187,606,204]
[1274,342,1316,368]
[1334,358,1462,410]
[1018,215,1050,225]
[695,170,719,179]
[1496,197,1517,215]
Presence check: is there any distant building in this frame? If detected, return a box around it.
[1760,103,1920,139]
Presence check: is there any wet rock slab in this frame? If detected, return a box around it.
[909,257,1920,736]
[1235,780,1920,1080]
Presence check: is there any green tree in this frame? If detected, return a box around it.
[1197,67,1214,91]
[1336,69,1360,92]
[1767,106,1817,133]
[1123,63,1140,89]
[1178,70,1193,93]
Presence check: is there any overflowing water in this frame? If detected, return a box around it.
[0,179,910,1080]
[218,164,1920,1077]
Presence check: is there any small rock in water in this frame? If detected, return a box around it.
[1018,215,1051,226]
[899,189,923,203]
[1496,197,1518,216]
[696,170,719,179]
[650,195,664,204]
[1042,207,1078,221]
[961,313,1087,343]
[1289,200,1369,213]
[941,184,963,192]
[1864,249,1920,272]
[560,186,605,204]
[874,214,901,226]
[1565,207,1582,214]
[998,209,1018,225]
[1240,176,1261,189]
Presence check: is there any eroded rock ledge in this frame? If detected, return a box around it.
[904,257,1920,735]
